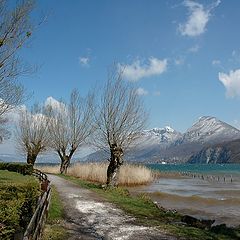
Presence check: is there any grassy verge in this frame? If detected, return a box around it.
[42,186,68,240]
[60,174,240,240]
[0,169,35,183]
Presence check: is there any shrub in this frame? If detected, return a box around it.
[0,162,33,175]
[0,172,40,240]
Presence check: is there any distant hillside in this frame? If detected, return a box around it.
[188,139,240,164]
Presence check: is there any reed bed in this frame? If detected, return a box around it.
[37,162,154,186]
[37,165,60,174]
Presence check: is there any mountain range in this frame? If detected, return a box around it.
[85,116,240,164]
[1,116,239,164]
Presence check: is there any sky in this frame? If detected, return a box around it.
[2,0,240,156]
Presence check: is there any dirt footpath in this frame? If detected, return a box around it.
[48,175,178,240]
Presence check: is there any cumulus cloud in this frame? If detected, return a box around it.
[119,57,167,82]
[179,0,220,37]
[136,88,148,96]
[79,57,90,67]
[45,96,67,113]
[218,69,240,97]
[3,105,26,124]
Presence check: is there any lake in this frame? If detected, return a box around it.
[130,164,240,227]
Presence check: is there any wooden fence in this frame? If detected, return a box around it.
[22,169,51,240]
[181,171,234,183]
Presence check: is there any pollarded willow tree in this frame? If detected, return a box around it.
[93,68,148,187]
[16,104,50,165]
[46,89,94,174]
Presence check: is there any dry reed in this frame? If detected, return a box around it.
[37,162,154,186]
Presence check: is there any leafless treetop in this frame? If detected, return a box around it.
[46,89,94,158]
[93,67,148,152]
[16,103,50,157]
[0,0,35,116]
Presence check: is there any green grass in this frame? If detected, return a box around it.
[42,186,68,240]
[0,169,35,183]
[60,174,240,240]
[47,186,65,223]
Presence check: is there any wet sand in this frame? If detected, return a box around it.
[129,173,240,227]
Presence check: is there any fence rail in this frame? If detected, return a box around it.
[32,169,48,182]
[22,169,51,240]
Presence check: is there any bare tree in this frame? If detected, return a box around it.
[0,116,10,142]
[93,67,148,187]
[0,0,35,117]
[16,104,50,165]
[46,90,94,174]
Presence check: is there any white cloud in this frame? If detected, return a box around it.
[136,88,148,96]
[174,57,185,65]
[120,57,167,82]
[188,44,200,53]
[79,57,90,67]
[45,96,67,113]
[229,49,240,65]
[179,0,220,37]
[212,59,221,66]
[5,105,27,124]
[218,69,240,97]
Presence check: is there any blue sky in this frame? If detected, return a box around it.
[5,0,240,146]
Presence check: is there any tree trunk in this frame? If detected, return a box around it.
[60,155,70,174]
[27,153,37,165]
[106,146,123,187]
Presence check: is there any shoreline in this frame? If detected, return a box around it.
[129,173,240,227]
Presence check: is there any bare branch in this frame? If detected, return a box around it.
[46,89,94,173]
[0,0,35,117]
[93,66,148,152]
[15,103,50,165]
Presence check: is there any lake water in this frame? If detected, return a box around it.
[130,164,240,227]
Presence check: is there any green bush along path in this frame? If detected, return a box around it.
[0,170,40,240]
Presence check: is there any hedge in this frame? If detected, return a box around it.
[0,175,40,240]
[0,162,33,175]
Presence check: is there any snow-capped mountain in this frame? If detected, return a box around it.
[177,116,240,144]
[84,116,240,163]
[141,126,182,145]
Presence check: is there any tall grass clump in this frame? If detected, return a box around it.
[39,162,154,186]
[118,164,154,186]
[67,162,106,183]
[36,165,60,174]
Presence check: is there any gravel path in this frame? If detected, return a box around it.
[48,175,179,240]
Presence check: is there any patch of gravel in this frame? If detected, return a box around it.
[48,175,178,240]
